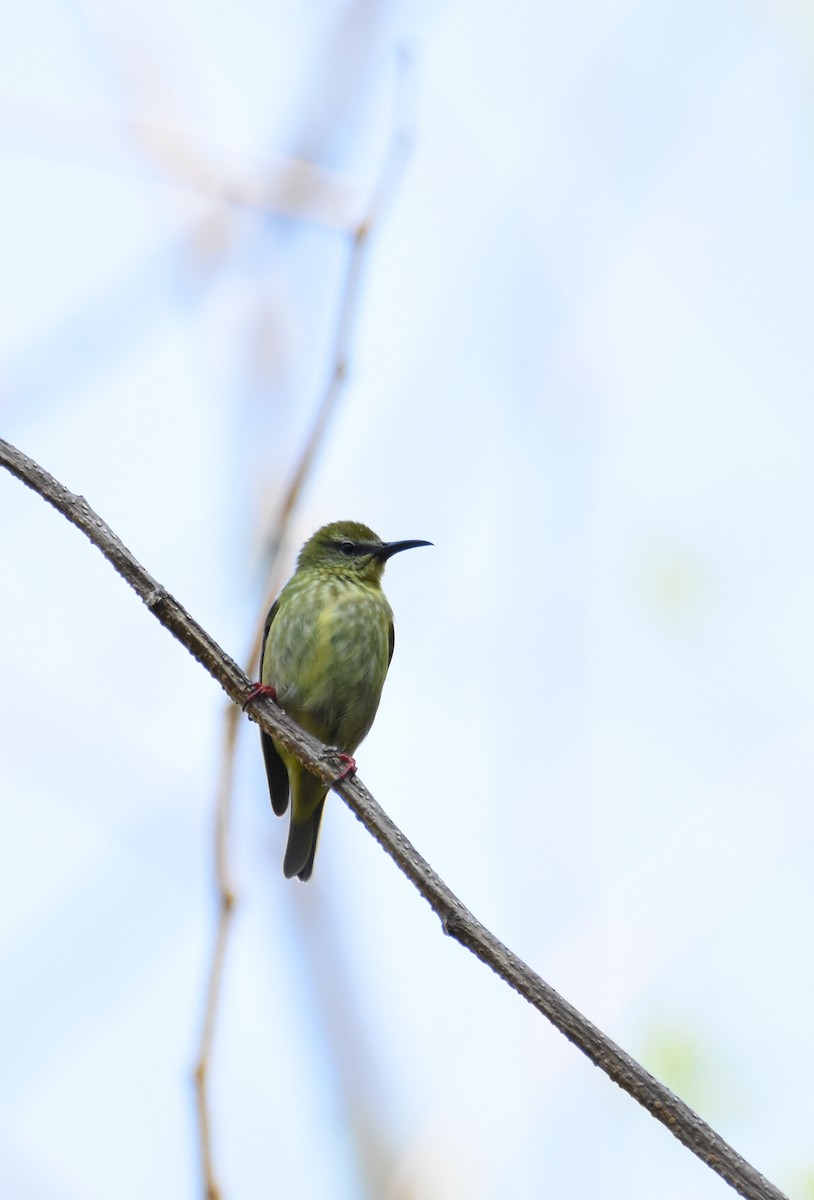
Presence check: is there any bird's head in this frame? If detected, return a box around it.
[297,520,431,584]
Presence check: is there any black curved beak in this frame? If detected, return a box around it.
[375,538,433,562]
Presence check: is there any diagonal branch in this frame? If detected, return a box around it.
[0,436,788,1200]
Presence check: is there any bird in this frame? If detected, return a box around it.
[249,520,431,881]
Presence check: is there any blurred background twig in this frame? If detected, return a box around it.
[193,47,415,1200]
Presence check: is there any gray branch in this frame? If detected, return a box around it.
[0,436,789,1200]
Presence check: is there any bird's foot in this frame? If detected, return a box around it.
[242,682,277,711]
[332,752,357,784]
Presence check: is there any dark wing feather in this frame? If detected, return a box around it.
[259,599,290,816]
[261,732,289,816]
[261,597,278,650]
[388,620,395,667]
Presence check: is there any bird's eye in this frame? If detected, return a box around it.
[339,540,355,557]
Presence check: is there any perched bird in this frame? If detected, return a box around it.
[252,520,431,881]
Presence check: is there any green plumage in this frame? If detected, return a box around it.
[259,520,430,880]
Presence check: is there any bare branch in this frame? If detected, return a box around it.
[0,436,789,1200]
[0,95,363,229]
[258,44,416,571]
[192,46,418,1199]
[194,709,239,1200]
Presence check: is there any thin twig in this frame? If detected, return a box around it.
[0,437,790,1200]
[191,48,417,1200]
[193,711,239,1200]
[192,50,417,1200]
[258,45,416,570]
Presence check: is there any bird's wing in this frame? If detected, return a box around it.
[259,599,290,816]
[388,619,395,667]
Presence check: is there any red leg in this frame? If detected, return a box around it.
[334,752,357,783]
[243,682,277,710]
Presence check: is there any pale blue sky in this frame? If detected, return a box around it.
[2,3,814,1198]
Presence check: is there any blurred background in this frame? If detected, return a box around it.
[2,2,814,1198]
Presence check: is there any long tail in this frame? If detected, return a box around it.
[284,796,327,881]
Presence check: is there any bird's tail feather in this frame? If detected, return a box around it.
[284,797,326,882]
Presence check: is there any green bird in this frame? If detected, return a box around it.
[254,520,431,881]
